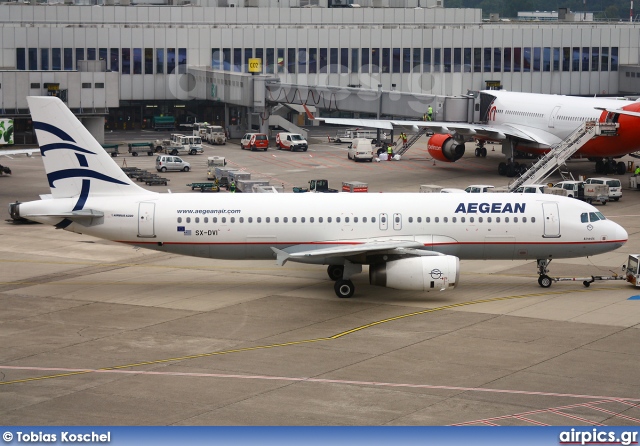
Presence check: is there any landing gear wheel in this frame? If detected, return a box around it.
[538,275,552,288]
[327,265,344,281]
[132,152,139,157]
[595,160,605,174]
[481,147,487,157]
[519,164,528,175]
[498,162,507,176]
[506,164,517,177]
[616,161,626,175]
[583,281,591,288]
[334,279,355,298]
[475,148,480,157]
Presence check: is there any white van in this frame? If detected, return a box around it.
[347,138,374,162]
[205,125,227,145]
[335,128,386,144]
[465,185,495,193]
[275,133,308,151]
[156,155,191,172]
[585,177,622,201]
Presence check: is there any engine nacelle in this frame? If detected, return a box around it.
[427,134,465,162]
[369,256,460,291]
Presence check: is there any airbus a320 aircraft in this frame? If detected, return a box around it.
[321,90,640,177]
[11,96,628,298]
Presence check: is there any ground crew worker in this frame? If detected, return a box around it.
[387,144,394,160]
[400,132,408,148]
[635,165,640,176]
[230,180,236,193]
[427,105,433,121]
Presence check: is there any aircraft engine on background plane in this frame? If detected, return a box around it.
[427,134,465,162]
[369,256,460,291]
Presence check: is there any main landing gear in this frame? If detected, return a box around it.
[537,259,553,288]
[498,161,528,177]
[474,141,488,158]
[594,158,626,175]
[327,263,362,298]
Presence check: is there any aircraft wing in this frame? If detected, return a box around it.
[271,240,442,266]
[594,107,640,119]
[319,118,553,144]
[0,148,38,157]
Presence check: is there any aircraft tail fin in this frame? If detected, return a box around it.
[27,96,151,200]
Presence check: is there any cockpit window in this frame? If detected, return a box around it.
[589,212,600,222]
[596,212,606,220]
[581,213,588,223]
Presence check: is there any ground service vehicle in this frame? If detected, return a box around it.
[165,134,203,155]
[207,156,226,180]
[151,116,175,131]
[554,181,609,204]
[512,184,548,194]
[275,132,308,151]
[334,128,387,144]
[585,178,622,201]
[241,133,269,151]
[206,125,227,145]
[128,142,157,156]
[624,254,640,287]
[347,138,374,162]
[156,155,191,172]
[293,179,339,193]
[465,185,495,193]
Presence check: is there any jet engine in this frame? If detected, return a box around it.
[369,256,460,291]
[427,134,465,162]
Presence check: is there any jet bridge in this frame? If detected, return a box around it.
[188,67,476,134]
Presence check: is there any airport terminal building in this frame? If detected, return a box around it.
[1,1,640,140]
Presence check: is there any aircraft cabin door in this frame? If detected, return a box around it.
[542,202,561,238]
[138,202,156,238]
[393,213,402,230]
[548,105,561,129]
[379,213,388,231]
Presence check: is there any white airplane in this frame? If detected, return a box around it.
[0,148,37,175]
[320,90,640,177]
[12,96,628,298]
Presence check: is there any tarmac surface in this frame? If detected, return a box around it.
[1,131,640,426]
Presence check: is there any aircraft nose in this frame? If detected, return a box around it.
[613,221,628,244]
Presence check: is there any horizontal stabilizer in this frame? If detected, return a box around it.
[22,209,104,220]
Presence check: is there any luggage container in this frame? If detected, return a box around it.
[237,179,269,193]
[419,185,444,193]
[342,181,368,192]
[253,185,284,193]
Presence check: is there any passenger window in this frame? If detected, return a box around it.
[231,217,235,223]
[248,217,252,223]
[461,217,465,223]
[470,217,474,223]
[354,217,358,223]
[328,217,332,223]
[531,217,535,223]
[444,217,448,223]
[345,217,349,223]
[426,217,430,223]
[381,216,386,223]
[319,217,323,223]
[337,217,341,223]
[363,217,367,223]
[177,217,182,223]
[186,217,191,223]
[371,217,376,223]
[408,217,413,223]
[478,217,483,223]
[257,217,261,223]
[302,217,306,223]
[239,217,243,223]
[417,217,421,223]
[522,217,526,223]
[204,217,208,223]
[222,217,226,223]
[395,216,400,223]
[275,217,279,223]
[213,217,217,223]
[487,217,491,223]
[496,217,500,223]
[292,217,297,223]
[513,217,518,223]
[195,217,200,223]
[284,217,288,223]
[435,217,439,223]
[266,217,270,223]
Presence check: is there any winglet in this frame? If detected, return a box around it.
[302,104,315,121]
[270,247,290,266]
